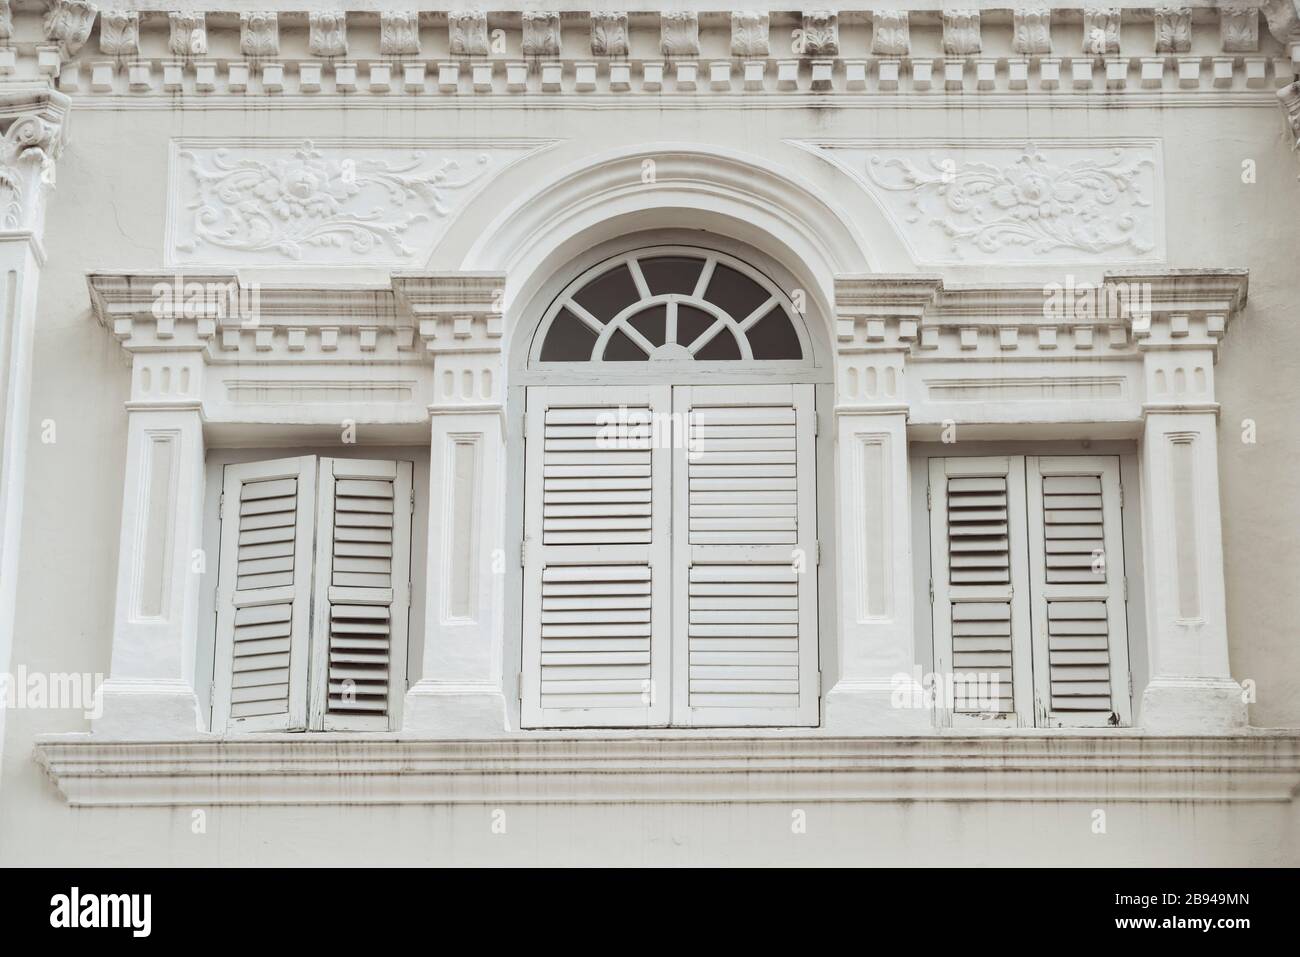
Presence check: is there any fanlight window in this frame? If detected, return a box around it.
[536,248,807,363]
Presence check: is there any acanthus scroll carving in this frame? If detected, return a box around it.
[591,12,628,57]
[864,146,1156,259]
[309,12,347,58]
[730,12,768,57]
[43,0,97,59]
[0,99,68,235]
[176,141,495,262]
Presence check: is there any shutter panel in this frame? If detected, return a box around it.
[672,384,818,726]
[309,457,413,731]
[1026,456,1131,727]
[929,456,1034,725]
[213,456,316,732]
[521,386,672,727]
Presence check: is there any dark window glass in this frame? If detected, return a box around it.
[539,309,598,361]
[694,328,743,360]
[603,327,648,361]
[628,304,667,347]
[639,256,704,296]
[746,307,803,360]
[705,264,771,321]
[676,304,716,349]
[570,264,640,322]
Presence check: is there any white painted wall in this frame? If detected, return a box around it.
[2,6,1299,864]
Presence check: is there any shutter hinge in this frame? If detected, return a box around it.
[1119,483,1124,507]
[1123,576,1128,600]
[218,490,225,518]
[813,415,819,437]
[517,672,524,701]
[1128,672,1133,697]
[928,578,934,603]
[409,487,415,507]
[926,484,932,511]
[520,540,527,567]
[815,541,822,566]
[816,671,822,696]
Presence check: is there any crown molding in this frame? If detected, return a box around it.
[0,6,1288,100]
[88,270,506,361]
[833,269,1249,359]
[33,732,1300,806]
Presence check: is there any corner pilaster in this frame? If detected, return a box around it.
[0,87,68,768]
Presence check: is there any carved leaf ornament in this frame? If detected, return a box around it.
[866,147,1154,257]
[178,141,492,260]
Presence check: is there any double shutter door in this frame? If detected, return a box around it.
[521,383,819,728]
[929,454,1131,728]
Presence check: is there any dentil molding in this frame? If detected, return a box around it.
[0,7,1287,100]
[793,139,1163,266]
[167,138,554,267]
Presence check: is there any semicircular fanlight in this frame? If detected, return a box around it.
[536,249,806,364]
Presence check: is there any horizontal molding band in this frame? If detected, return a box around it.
[34,733,1300,806]
[62,91,1287,112]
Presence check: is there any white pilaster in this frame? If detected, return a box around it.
[396,273,510,735]
[0,89,69,772]
[1123,270,1250,732]
[95,369,208,737]
[824,277,941,732]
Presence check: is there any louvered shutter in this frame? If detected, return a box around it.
[308,457,413,731]
[213,456,316,732]
[1026,455,1131,727]
[671,384,819,726]
[929,456,1034,725]
[521,385,672,727]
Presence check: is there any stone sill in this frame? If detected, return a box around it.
[34,732,1300,806]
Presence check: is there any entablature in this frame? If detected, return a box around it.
[5,5,1296,102]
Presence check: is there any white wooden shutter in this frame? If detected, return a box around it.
[1026,455,1131,727]
[309,457,413,731]
[521,385,672,727]
[671,384,818,727]
[928,456,1034,726]
[213,456,317,732]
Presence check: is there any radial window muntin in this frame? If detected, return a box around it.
[532,246,812,366]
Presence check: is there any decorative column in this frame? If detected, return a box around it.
[1121,270,1251,732]
[395,273,510,736]
[824,276,941,732]
[0,89,69,766]
[87,274,222,736]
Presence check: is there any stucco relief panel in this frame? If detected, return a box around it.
[167,138,555,268]
[792,139,1165,266]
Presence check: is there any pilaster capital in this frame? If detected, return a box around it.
[0,86,70,238]
[1108,269,1248,358]
[392,271,506,354]
[834,274,942,352]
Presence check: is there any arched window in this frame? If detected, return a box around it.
[533,247,809,364]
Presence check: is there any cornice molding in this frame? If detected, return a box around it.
[0,7,1287,100]
[833,269,1248,359]
[88,270,505,361]
[33,733,1300,806]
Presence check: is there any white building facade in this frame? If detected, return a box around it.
[1,1,1298,865]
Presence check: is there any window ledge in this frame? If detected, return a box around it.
[33,732,1300,807]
